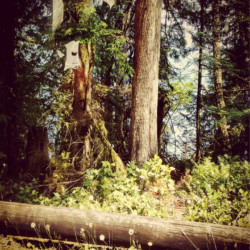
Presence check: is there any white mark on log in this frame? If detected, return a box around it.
[30,222,36,229]
[99,234,105,241]
[129,228,134,235]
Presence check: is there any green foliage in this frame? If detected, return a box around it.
[169,81,195,110]
[0,180,41,204]
[3,156,175,218]
[56,5,120,44]
[186,156,250,227]
[41,156,174,218]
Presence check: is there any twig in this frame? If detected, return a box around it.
[181,230,199,250]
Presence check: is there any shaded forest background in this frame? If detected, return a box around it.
[0,0,249,228]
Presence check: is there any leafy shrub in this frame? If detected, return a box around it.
[40,155,175,218]
[186,156,250,227]
[0,180,41,204]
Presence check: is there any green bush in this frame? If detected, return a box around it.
[0,179,41,204]
[40,155,175,218]
[186,156,250,227]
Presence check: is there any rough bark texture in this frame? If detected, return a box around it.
[157,89,169,155]
[65,0,94,170]
[72,42,94,119]
[25,127,49,178]
[130,0,162,165]
[69,42,94,169]
[195,0,204,164]
[58,0,124,172]
[213,0,231,153]
[0,202,249,250]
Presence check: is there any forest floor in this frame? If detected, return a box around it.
[0,234,129,250]
[0,234,144,250]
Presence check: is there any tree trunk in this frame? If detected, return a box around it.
[58,0,124,172]
[157,89,169,155]
[195,0,204,164]
[0,201,249,250]
[213,0,231,153]
[64,0,94,170]
[72,42,94,119]
[130,0,162,165]
[26,127,49,179]
[69,41,94,170]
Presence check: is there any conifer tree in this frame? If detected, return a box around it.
[195,0,205,163]
[130,0,162,165]
[212,0,231,153]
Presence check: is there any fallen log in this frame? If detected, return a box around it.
[0,201,249,249]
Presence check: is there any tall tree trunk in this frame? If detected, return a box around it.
[130,0,162,165]
[195,0,204,164]
[213,0,231,153]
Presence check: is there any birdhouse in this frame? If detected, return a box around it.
[64,41,81,71]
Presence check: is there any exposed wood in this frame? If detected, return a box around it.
[0,201,249,250]
[73,41,94,119]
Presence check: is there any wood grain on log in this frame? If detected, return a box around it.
[0,201,249,249]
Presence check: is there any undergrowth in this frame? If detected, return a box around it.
[1,155,175,218]
[0,155,249,227]
[184,155,250,227]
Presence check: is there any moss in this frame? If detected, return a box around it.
[92,118,125,172]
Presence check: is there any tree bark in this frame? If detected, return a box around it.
[213,0,231,153]
[130,0,162,165]
[72,42,94,119]
[58,0,124,172]
[157,89,169,155]
[71,0,94,120]
[26,126,49,178]
[64,0,94,170]
[195,0,204,164]
[0,201,249,250]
